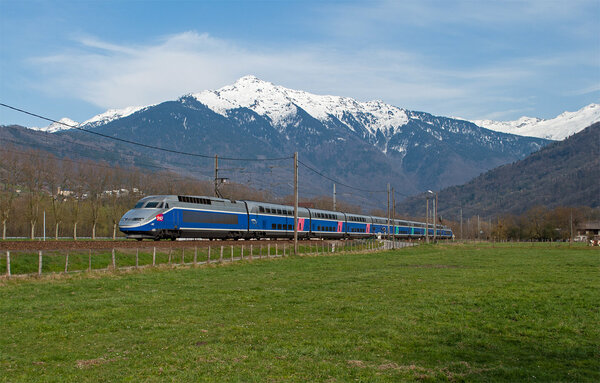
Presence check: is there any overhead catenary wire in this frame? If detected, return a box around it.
[2,103,414,206]
[0,103,294,162]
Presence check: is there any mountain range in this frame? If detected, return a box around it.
[5,76,596,212]
[471,103,600,140]
[395,122,600,220]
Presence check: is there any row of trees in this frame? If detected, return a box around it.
[0,147,274,239]
[0,147,363,240]
[442,206,598,242]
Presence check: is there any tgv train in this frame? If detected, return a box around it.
[119,195,453,241]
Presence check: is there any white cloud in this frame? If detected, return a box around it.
[27,18,597,121]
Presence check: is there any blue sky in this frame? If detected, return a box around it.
[1,0,599,127]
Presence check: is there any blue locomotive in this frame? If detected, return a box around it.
[118,195,453,241]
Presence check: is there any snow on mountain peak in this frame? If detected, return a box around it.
[472,103,600,140]
[191,75,409,133]
[81,105,149,128]
[30,117,79,133]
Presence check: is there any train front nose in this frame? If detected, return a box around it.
[119,210,148,229]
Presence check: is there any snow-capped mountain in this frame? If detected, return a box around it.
[30,105,149,133]
[30,117,79,133]
[17,75,551,197]
[471,104,600,140]
[192,75,409,133]
[80,105,149,128]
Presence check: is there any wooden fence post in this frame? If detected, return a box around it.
[112,249,116,269]
[208,246,211,264]
[275,244,278,257]
[259,245,263,259]
[182,248,185,265]
[136,248,139,268]
[65,251,69,273]
[194,247,197,266]
[168,249,172,265]
[241,245,244,260]
[231,245,234,262]
[283,244,286,257]
[268,244,271,259]
[38,251,42,276]
[6,251,10,277]
[88,249,92,272]
[220,246,223,263]
[250,244,253,261]
[152,247,156,266]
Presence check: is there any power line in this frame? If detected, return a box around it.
[0,103,294,162]
[2,103,417,201]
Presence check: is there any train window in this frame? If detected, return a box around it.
[182,211,238,225]
[157,203,163,208]
[259,206,264,213]
[277,209,282,215]
[288,224,292,230]
[134,202,144,208]
[277,224,282,230]
[165,203,169,208]
[318,226,321,231]
[145,202,160,208]
[272,223,276,230]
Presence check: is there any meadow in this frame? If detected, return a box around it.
[0,243,598,382]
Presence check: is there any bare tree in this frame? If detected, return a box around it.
[0,147,19,239]
[84,161,109,240]
[46,155,69,240]
[66,162,86,240]
[20,151,46,239]
[107,167,129,240]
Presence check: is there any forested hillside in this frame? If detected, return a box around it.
[396,123,600,220]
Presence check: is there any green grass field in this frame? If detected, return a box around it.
[0,243,598,382]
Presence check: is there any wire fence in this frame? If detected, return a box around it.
[0,239,416,278]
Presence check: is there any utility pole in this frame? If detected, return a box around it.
[460,208,463,241]
[387,183,390,240]
[433,192,437,242]
[333,183,336,211]
[426,198,429,244]
[214,155,218,197]
[214,154,228,198]
[570,209,573,245]
[392,188,395,241]
[294,152,298,255]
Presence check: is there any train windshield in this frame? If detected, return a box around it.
[134,201,161,209]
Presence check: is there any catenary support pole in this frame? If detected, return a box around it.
[294,152,299,255]
[426,198,429,244]
[387,183,390,240]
